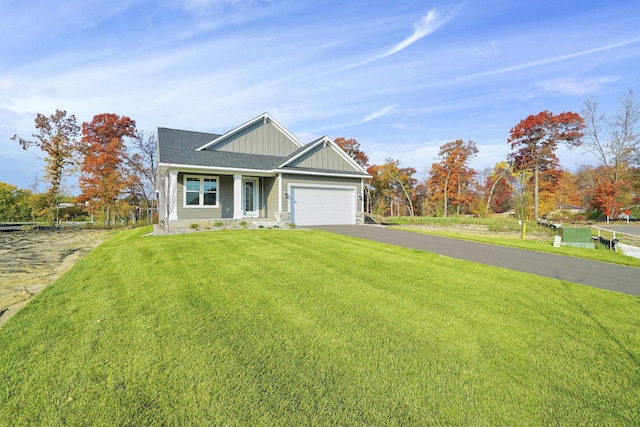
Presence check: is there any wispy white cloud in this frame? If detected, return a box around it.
[180,0,270,13]
[362,104,397,123]
[383,9,451,58]
[451,39,640,84]
[336,7,457,72]
[539,76,617,96]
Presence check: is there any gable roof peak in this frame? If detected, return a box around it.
[196,112,304,151]
[279,135,369,174]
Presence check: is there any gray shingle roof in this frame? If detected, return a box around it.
[158,127,285,170]
[158,128,219,163]
[158,127,369,177]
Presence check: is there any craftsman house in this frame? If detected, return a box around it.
[157,113,370,228]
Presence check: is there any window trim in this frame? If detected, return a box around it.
[183,174,219,208]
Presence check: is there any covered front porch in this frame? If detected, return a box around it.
[161,169,289,228]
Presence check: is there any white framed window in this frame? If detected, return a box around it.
[184,175,219,208]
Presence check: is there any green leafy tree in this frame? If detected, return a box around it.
[0,183,38,222]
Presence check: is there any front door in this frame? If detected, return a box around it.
[243,179,258,217]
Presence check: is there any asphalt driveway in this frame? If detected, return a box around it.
[312,225,640,297]
[594,224,640,237]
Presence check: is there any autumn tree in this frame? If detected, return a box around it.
[427,139,478,217]
[413,180,433,216]
[588,165,633,216]
[573,165,596,211]
[11,110,80,222]
[536,168,566,217]
[78,113,137,227]
[334,136,371,213]
[508,111,585,219]
[582,90,639,216]
[483,162,513,216]
[548,170,582,215]
[334,137,369,168]
[366,160,417,216]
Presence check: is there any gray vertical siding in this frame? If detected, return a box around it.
[288,144,355,172]
[261,177,277,218]
[219,175,234,218]
[214,121,300,156]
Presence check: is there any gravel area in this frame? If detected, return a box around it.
[0,228,111,326]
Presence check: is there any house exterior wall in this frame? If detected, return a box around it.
[280,174,363,214]
[288,145,355,172]
[262,176,277,218]
[170,173,280,227]
[214,121,299,156]
[175,173,234,222]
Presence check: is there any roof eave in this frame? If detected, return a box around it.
[157,162,371,179]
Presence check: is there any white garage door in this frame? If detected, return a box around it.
[291,187,356,226]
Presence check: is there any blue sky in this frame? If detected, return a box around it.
[1,0,639,192]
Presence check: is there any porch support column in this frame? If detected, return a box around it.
[233,174,243,219]
[278,173,283,212]
[169,170,178,220]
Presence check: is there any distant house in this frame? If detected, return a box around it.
[550,204,584,217]
[156,113,370,228]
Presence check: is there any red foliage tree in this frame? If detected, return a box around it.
[483,162,513,215]
[78,113,137,226]
[508,111,585,219]
[582,91,640,214]
[334,137,369,168]
[589,166,632,216]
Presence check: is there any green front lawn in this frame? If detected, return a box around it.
[1,227,639,425]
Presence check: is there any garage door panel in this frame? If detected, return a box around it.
[291,187,355,226]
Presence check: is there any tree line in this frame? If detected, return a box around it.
[4,111,156,226]
[3,90,639,225]
[338,89,640,221]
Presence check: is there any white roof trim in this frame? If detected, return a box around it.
[279,169,371,179]
[157,162,276,176]
[156,162,371,179]
[278,136,369,174]
[195,113,304,151]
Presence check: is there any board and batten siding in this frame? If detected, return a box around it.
[287,144,356,172]
[281,174,362,214]
[214,121,299,156]
[262,177,278,218]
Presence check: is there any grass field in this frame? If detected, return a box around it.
[1,227,639,425]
